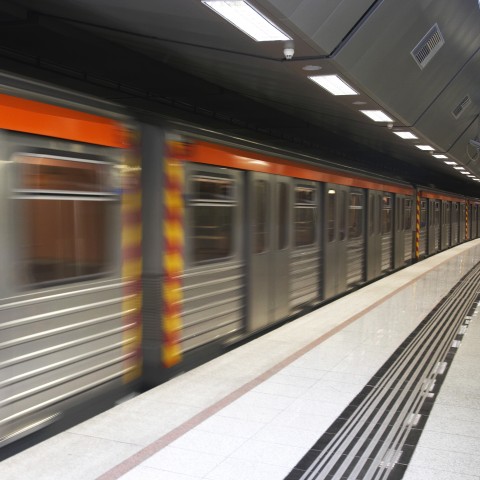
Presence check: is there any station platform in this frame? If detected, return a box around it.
[2,240,480,480]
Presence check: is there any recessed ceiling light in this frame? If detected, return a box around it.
[309,75,359,96]
[352,101,367,105]
[302,65,322,71]
[201,0,291,42]
[415,145,435,151]
[393,131,418,140]
[444,161,457,165]
[461,171,470,175]
[468,175,476,178]
[454,166,466,170]
[432,154,448,158]
[360,110,394,122]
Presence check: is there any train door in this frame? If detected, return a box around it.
[346,188,365,288]
[452,202,459,245]
[419,198,427,258]
[441,201,451,249]
[324,184,348,299]
[427,199,441,254]
[394,194,405,269]
[367,190,382,281]
[290,181,321,310]
[247,172,291,331]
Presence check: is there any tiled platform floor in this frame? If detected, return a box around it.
[2,240,480,480]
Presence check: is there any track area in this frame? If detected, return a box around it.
[2,240,480,480]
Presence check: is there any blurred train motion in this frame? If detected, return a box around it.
[1,77,479,449]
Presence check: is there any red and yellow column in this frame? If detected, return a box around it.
[415,192,420,261]
[121,131,143,382]
[162,141,185,367]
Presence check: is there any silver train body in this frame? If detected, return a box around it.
[1,80,479,448]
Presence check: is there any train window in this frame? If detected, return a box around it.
[278,182,288,250]
[349,192,363,239]
[254,180,268,254]
[404,199,412,230]
[420,200,427,228]
[294,185,316,247]
[15,155,115,285]
[435,201,441,226]
[18,155,111,192]
[327,189,336,242]
[369,195,375,235]
[190,175,235,263]
[382,195,392,234]
[339,191,346,241]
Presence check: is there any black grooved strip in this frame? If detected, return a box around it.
[284,262,480,480]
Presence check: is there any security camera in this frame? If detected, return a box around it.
[283,40,294,60]
[284,47,294,60]
[470,139,480,150]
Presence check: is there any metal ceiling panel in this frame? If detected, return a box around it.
[262,0,376,54]
[415,49,480,154]
[334,0,480,126]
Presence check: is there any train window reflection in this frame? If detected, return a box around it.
[15,155,116,286]
[254,180,268,254]
[339,191,346,241]
[18,155,110,192]
[327,189,336,242]
[382,195,392,234]
[349,192,363,239]
[21,199,108,283]
[278,183,288,250]
[294,185,316,247]
[404,199,412,230]
[190,174,235,263]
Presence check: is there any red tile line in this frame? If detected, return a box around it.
[97,249,465,480]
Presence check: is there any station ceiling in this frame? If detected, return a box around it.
[1,0,480,194]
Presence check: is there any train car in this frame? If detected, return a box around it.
[416,189,467,259]
[0,87,141,448]
[140,128,418,386]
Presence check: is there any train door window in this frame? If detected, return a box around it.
[190,174,236,263]
[435,201,440,225]
[420,200,427,227]
[369,194,375,235]
[339,191,347,241]
[327,189,336,242]
[349,191,363,239]
[278,182,288,250]
[294,185,316,247]
[254,179,268,254]
[15,154,116,285]
[382,195,392,234]
[404,199,412,230]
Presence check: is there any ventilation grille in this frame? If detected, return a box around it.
[411,24,445,69]
[452,95,472,120]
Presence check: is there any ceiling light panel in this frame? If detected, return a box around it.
[201,1,291,41]
[454,166,465,170]
[360,110,394,122]
[433,154,448,158]
[309,75,359,96]
[393,131,418,139]
[415,145,435,151]
[444,161,457,165]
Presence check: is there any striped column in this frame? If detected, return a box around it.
[162,141,185,367]
[415,192,420,261]
[121,131,143,383]
[466,200,469,240]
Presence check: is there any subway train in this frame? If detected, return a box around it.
[1,78,479,450]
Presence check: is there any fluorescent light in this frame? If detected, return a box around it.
[393,131,418,140]
[461,171,470,175]
[468,175,476,178]
[309,75,359,96]
[432,154,448,158]
[454,166,465,170]
[202,1,291,41]
[360,110,393,122]
[415,145,435,151]
[445,161,457,165]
